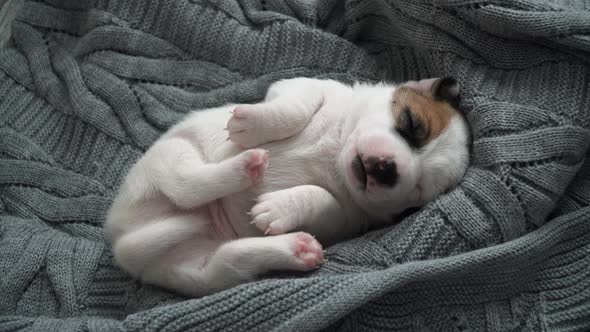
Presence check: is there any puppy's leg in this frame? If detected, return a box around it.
[250,185,366,244]
[227,78,344,148]
[147,137,268,209]
[112,212,219,297]
[143,232,324,297]
[112,214,208,279]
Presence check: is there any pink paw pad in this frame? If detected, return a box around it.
[232,106,250,119]
[293,232,324,268]
[244,149,268,183]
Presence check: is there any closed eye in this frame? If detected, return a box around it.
[395,106,426,148]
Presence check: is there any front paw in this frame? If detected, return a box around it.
[250,191,299,235]
[227,105,268,148]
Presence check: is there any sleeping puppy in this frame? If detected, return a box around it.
[105,77,470,297]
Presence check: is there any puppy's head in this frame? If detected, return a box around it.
[340,77,470,221]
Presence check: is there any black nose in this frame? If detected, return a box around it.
[365,157,398,187]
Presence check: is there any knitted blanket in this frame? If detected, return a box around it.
[1,0,589,331]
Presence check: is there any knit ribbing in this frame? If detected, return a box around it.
[1,0,589,331]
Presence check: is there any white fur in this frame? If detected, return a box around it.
[104,77,470,297]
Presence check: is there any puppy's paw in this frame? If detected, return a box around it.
[288,232,324,269]
[240,149,268,184]
[250,191,298,235]
[227,105,268,148]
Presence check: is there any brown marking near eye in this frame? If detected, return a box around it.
[392,86,458,146]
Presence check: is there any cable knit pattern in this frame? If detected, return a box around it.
[1,0,589,331]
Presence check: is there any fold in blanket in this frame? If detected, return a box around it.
[0,0,589,331]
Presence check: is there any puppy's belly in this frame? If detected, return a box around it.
[219,192,262,237]
[164,199,240,241]
[206,199,239,239]
[155,200,240,267]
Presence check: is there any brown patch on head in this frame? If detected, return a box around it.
[392,78,461,148]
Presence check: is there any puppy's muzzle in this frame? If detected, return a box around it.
[365,156,398,187]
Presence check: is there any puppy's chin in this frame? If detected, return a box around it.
[343,178,419,222]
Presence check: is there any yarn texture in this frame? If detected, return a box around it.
[1,0,589,331]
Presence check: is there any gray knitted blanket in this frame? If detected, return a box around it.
[1,0,589,331]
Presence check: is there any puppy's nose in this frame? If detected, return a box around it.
[365,157,398,187]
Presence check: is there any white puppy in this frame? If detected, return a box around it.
[105,77,470,297]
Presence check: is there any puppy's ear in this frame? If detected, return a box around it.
[431,77,460,107]
[403,77,461,107]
